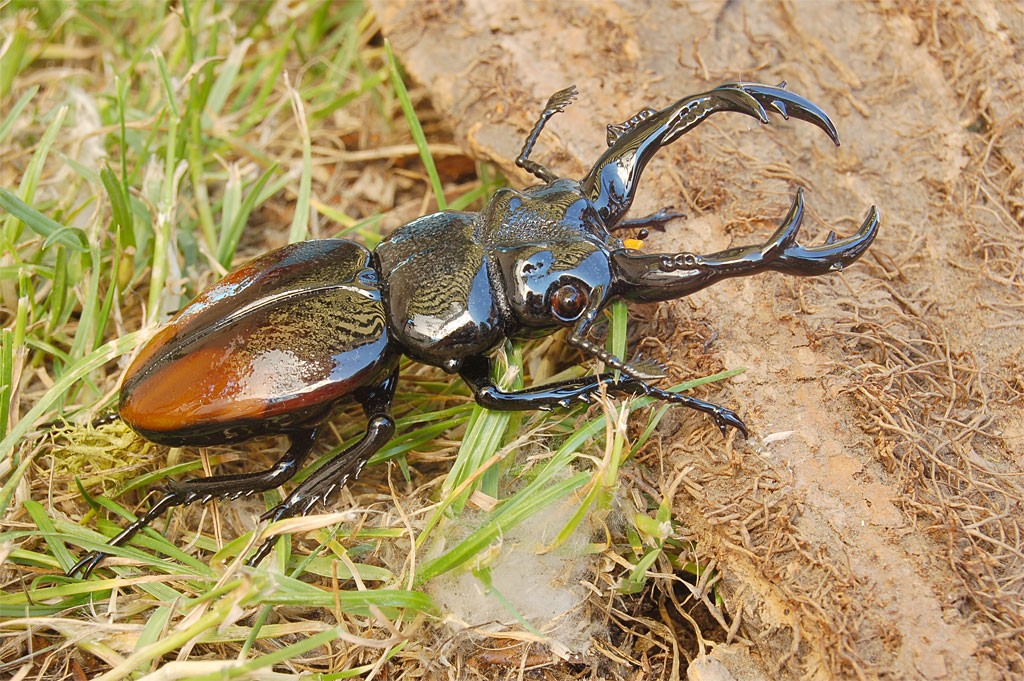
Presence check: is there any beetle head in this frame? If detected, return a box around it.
[498,241,613,330]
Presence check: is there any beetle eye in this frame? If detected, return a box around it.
[551,283,588,322]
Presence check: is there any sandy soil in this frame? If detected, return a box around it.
[372,1,1024,679]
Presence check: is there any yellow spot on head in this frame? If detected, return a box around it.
[623,238,643,250]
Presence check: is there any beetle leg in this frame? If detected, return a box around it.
[610,208,687,234]
[628,385,748,438]
[68,428,319,577]
[68,493,181,578]
[516,85,578,183]
[459,355,644,410]
[565,332,665,381]
[563,313,747,436]
[165,429,318,504]
[246,371,398,567]
[245,418,393,567]
[460,355,746,436]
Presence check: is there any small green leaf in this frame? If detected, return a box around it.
[101,165,135,249]
[385,40,446,210]
[0,188,88,252]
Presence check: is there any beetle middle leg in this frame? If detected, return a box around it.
[516,85,578,183]
[246,370,398,567]
[459,355,747,436]
[68,428,320,577]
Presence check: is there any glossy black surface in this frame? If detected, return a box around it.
[71,82,879,576]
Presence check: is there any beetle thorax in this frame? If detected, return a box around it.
[482,179,613,245]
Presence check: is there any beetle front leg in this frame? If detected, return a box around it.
[630,384,748,437]
[516,85,578,183]
[611,208,687,235]
[459,355,644,410]
[68,428,319,577]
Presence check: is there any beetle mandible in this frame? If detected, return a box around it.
[71,82,879,576]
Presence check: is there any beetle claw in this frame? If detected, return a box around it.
[69,551,107,578]
[766,190,880,276]
[766,95,790,119]
[712,85,770,123]
[634,383,748,439]
[710,406,749,439]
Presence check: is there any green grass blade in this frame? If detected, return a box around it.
[23,500,74,569]
[287,81,313,244]
[385,40,446,210]
[100,165,135,250]
[0,187,87,252]
[216,163,278,266]
[0,331,144,517]
[0,17,31,99]
[206,38,250,116]
[0,84,38,141]
[0,329,11,438]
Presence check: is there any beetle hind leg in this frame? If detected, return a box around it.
[246,370,399,567]
[245,415,394,567]
[67,428,320,577]
[165,428,318,504]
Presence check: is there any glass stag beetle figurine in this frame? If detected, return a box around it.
[71,82,879,576]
